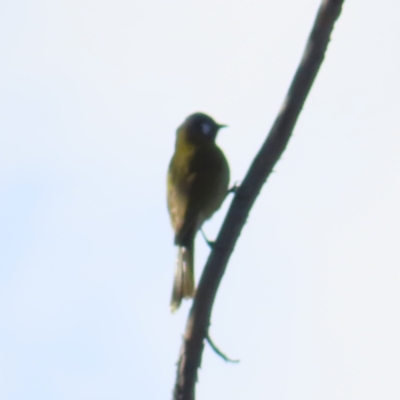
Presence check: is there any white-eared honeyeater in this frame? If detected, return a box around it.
[167,112,230,312]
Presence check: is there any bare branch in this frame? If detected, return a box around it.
[173,1,345,399]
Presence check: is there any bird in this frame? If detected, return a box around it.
[167,112,230,312]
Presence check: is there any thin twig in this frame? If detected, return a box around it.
[206,334,240,364]
[173,1,345,399]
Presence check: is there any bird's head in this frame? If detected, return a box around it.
[179,112,227,143]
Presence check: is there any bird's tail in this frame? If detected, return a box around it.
[170,245,194,312]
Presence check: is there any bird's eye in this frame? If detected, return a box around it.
[201,123,211,135]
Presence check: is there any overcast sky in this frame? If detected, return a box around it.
[1,1,400,399]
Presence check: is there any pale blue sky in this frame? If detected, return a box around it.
[1,1,400,399]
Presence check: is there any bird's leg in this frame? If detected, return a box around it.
[201,183,240,250]
[200,229,215,249]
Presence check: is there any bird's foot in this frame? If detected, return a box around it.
[227,181,240,194]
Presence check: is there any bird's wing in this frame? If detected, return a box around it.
[167,145,229,246]
[167,157,199,245]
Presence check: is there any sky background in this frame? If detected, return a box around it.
[1,1,400,399]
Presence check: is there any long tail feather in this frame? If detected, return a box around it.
[170,246,194,312]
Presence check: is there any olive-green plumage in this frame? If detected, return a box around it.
[167,113,230,312]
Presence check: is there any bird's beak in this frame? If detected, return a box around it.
[217,124,228,130]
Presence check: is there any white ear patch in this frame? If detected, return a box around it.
[201,122,212,135]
